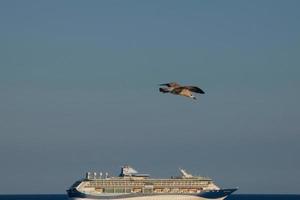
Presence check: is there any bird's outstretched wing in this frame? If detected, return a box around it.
[159,82,180,87]
[159,87,169,93]
[186,86,205,94]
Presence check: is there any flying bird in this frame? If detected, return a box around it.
[159,82,205,100]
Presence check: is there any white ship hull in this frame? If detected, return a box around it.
[69,195,226,200]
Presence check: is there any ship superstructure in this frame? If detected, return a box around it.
[67,165,237,200]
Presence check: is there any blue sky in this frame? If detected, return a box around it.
[0,0,300,194]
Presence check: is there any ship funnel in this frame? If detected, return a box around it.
[179,168,193,178]
[120,165,138,176]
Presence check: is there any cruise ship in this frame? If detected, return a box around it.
[67,165,237,200]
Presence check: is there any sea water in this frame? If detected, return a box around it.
[0,194,300,200]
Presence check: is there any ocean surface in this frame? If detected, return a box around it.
[0,195,299,200]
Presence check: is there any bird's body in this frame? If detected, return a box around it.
[159,82,204,100]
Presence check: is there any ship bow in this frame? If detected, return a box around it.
[198,188,237,199]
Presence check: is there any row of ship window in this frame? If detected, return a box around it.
[87,182,210,186]
[92,188,201,194]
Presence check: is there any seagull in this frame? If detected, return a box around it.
[159,82,205,100]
